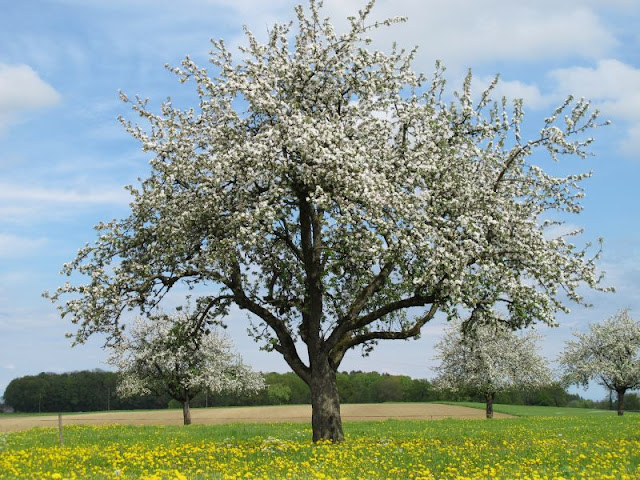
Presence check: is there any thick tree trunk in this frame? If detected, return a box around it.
[485,392,494,419]
[182,398,192,425]
[310,358,344,442]
[616,388,626,416]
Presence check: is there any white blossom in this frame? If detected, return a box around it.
[107,311,264,424]
[45,0,608,440]
[433,319,552,418]
[433,320,552,394]
[558,309,640,415]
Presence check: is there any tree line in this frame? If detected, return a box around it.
[2,369,594,413]
[2,370,167,413]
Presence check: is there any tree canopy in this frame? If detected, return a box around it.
[559,309,640,415]
[47,0,607,441]
[2,370,168,413]
[108,312,264,424]
[433,320,552,418]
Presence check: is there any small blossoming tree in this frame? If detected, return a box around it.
[559,309,640,416]
[48,0,607,441]
[107,312,264,425]
[433,320,553,418]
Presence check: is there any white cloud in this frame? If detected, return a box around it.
[319,1,618,71]
[472,59,640,153]
[0,183,131,224]
[620,123,640,156]
[205,0,293,19]
[550,59,640,123]
[543,223,585,241]
[549,59,640,156]
[9,1,630,79]
[476,77,553,110]
[596,256,640,309]
[0,234,47,258]
[0,183,129,205]
[1,364,16,370]
[79,1,616,73]
[0,64,60,130]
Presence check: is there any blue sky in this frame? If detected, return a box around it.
[1,0,639,401]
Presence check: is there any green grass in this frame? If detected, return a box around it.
[443,401,622,417]
[3,402,626,419]
[1,412,639,479]
[0,409,173,417]
[0,412,64,418]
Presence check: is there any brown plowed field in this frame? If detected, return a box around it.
[0,403,509,433]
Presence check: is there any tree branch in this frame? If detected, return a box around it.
[325,262,396,350]
[326,293,436,352]
[296,188,324,353]
[330,303,439,367]
[351,293,435,332]
[492,138,544,192]
[346,262,395,321]
[273,218,303,262]
[226,259,310,383]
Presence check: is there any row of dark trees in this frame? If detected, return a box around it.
[2,370,167,413]
[3,369,591,413]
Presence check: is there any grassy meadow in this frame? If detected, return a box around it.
[443,402,627,417]
[0,405,638,479]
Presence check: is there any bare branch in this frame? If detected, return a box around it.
[330,303,439,367]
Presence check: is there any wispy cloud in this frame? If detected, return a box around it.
[43,1,620,76]
[550,60,640,121]
[475,77,554,110]
[470,58,640,156]
[621,124,640,156]
[0,183,131,224]
[0,183,129,206]
[328,1,618,71]
[549,59,640,155]
[0,234,47,258]
[0,63,60,131]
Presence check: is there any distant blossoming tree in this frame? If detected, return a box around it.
[433,320,553,418]
[559,309,640,416]
[107,312,264,425]
[47,0,608,441]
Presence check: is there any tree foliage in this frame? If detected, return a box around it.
[559,309,640,415]
[107,312,264,424]
[433,320,552,417]
[2,370,168,413]
[3,369,589,413]
[593,392,640,412]
[47,0,606,440]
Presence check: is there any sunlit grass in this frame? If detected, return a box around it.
[1,413,639,479]
[442,402,625,417]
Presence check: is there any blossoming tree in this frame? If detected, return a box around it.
[433,319,552,418]
[107,311,264,425]
[559,309,640,416]
[47,0,607,441]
